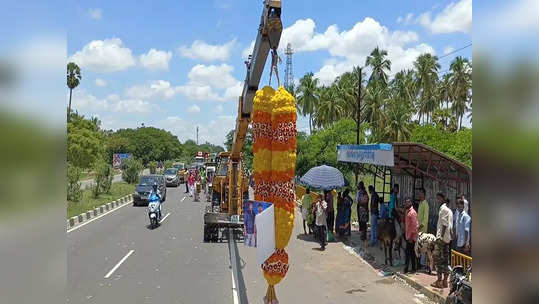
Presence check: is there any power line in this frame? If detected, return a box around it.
[439,43,472,60]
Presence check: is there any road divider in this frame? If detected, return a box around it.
[67,193,135,233]
[104,249,134,279]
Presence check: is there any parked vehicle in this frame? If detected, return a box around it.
[164,168,180,187]
[134,175,166,206]
[446,265,472,304]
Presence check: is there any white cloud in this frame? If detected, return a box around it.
[484,0,539,33]
[175,64,242,102]
[71,89,153,114]
[178,39,236,61]
[188,104,201,113]
[396,13,414,25]
[417,0,472,34]
[125,80,176,100]
[156,115,234,146]
[272,17,434,85]
[187,64,237,89]
[95,78,107,87]
[69,38,136,72]
[139,49,172,70]
[214,104,224,113]
[88,8,102,20]
[443,46,455,55]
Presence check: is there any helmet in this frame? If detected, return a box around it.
[152,182,158,191]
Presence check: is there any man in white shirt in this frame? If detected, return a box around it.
[432,192,453,289]
[313,194,328,250]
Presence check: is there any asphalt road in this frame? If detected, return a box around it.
[68,185,431,304]
[67,185,233,303]
[80,169,150,189]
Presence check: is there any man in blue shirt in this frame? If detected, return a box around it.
[389,184,399,219]
[453,198,471,255]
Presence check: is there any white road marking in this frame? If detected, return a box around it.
[159,212,170,223]
[67,200,131,233]
[104,250,134,279]
[181,197,186,202]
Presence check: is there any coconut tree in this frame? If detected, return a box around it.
[365,47,391,86]
[384,99,412,142]
[414,53,440,124]
[314,85,344,128]
[363,83,388,138]
[67,62,82,122]
[391,69,416,111]
[449,56,472,130]
[297,72,320,133]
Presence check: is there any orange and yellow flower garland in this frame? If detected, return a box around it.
[252,86,296,304]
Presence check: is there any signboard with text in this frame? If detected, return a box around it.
[113,153,131,169]
[337,144,394,166]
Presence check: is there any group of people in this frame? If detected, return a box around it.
[299,183,472,290]
[300,188,354,250]
[184,168,207,197]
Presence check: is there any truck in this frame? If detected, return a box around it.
[203,0,282,242]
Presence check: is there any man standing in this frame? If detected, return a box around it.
[314,194,328,250]
[454,198,471,255]
[368,185,380,247]
[244,202,256,247]
[404,198,418,273]
[324,190,335,236]
[432,192,453,289]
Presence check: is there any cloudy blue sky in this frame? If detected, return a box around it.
[66,0,472,147]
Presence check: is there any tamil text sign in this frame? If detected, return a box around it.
[337,144,394,166]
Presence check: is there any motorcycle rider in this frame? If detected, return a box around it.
[149,182,163,219]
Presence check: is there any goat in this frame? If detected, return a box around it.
[414,232,437,274]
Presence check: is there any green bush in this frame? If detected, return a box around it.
[164,160,173,170]
[149,161,157,174]
[91,158,114,198]
[122,158,143,184]
[67,163,83,202]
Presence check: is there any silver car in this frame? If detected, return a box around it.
[164,168,180,187]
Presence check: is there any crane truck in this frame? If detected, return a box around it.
[203,0,283,242]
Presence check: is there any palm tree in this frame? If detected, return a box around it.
[297,72,320,133]
[365,47,391,86]
[449,56,472,130]
[314,85,344,128]
[414,53,440,124]
[391,69,416,111]
[363,83,388,138]
[384,99,412,142]
[67,62,82,122]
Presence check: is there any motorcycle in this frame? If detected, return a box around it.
[148,192,162,229]
[446,265,472,304]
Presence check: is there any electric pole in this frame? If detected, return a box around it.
[196,126,199,145]
[356,67,362,187]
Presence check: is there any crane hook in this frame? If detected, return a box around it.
[269,48,280,87]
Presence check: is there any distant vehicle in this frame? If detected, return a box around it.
[164,168,180,187]
[134,175,167,206]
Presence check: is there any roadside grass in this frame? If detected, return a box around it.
[67,182,135,219]
[80,169,122,181]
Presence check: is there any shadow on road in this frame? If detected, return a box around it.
[296,233,319,244]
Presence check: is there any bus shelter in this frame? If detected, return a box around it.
[337,143,472,234]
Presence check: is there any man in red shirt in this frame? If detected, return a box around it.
[404,197,418,273]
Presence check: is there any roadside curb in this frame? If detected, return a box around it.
[66,193,135,230]
[395,273,446,304]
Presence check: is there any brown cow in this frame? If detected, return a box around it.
[378,218,396,266]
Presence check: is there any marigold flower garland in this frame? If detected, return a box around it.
[253,86,296,304]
